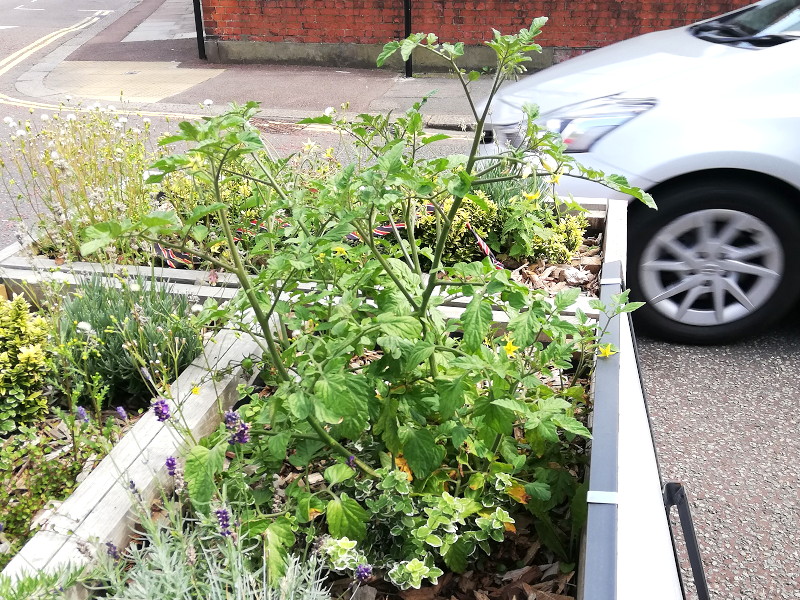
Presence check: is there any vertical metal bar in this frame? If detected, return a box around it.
[403,0,412,77]
[664,482,711,600]
[193,0,207,60]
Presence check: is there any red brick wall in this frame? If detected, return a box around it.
[201,0,753,52]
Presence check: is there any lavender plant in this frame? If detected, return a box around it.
[83,20,651,589]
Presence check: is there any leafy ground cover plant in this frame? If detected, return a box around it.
[81,18,652,597]
[0,410,128,570]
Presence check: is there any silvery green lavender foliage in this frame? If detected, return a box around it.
[0,567,84,600]
[84,501,331,600]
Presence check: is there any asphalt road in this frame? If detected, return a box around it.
[0,2,798,598]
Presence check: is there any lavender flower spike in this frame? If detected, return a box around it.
[165,456,178,477]
[224,410,250,445]
[115,406,128,421]
[75,406,89,423]
[215,507,232,537]
[355,564,373,582]
[152,397,170,422]
[105,542,121,560]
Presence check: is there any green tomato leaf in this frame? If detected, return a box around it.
[399,426,445,479]
[377,41,401,67]
[443,538,472,573]
[461,294,492,352]
[435,375,469,417]
[552,415,593,438]
[324,463,356,486]
[524,481,552,502]
[327,493,368,541]
[376,313,423,339]
[265,518,295,586]
[553,287,581,312]
[184,443,226,513]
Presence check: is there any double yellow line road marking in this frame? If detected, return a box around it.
[0,12,205,119]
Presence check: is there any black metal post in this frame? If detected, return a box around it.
[663,482,711,600]
[403,0,412,77]
[193,0,207,60]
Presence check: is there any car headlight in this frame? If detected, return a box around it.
[542,96,656,153]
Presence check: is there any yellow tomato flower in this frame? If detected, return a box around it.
[503,337,519,358]
[523,190,541,201]
[191,386,201,395]
[333,246,348,256]
[551,172,562,185]
[598,343,618,358]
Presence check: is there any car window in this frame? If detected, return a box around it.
[691,0,800,44]
[730,0,800,34]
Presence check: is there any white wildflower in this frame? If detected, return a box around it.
[323,106,335,116]
[128,282,141,292]
[40,113,49,121]
[107,104,116,112]
[15,129,25,137]
[66,113,77,121]
[76,321,95,335]
[191,303,203,314]
[50,151,59,160]
[143,117,151,123]
[118,117,128,124]
[203,99,213,107]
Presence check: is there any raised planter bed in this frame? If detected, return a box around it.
[1,199,684,599]
[0,327,261,592]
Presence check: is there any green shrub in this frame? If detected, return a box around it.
[415,193,501,264]
[0,295,53,433]
[53,277,204,408]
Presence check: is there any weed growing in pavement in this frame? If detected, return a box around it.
[81,20,651,592]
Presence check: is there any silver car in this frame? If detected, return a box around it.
[481,0,800,343]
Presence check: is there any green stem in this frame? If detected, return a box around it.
[305,415,379,477]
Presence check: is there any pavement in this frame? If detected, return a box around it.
[13,0,486,128]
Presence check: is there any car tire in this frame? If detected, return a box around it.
[627,179,800,344]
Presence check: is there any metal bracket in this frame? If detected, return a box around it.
[663,482,710,600]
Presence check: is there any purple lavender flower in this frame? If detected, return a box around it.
[215,507,232,537]
[75,406,89,423]
[224,410,250,445]
[115,406,128,421]
[355,564,372,582]
[223,410,240,429]
[105,542,121,560]
[152,397,170,422]
[347,455,357,468]
[165,456,178,477]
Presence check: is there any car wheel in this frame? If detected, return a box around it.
[628,180,800,344]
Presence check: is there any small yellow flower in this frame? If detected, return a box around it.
[503,336,519,358]
[191,386,201,395]
[551,172,562,185]
[523,190,541,201]
[333,246,347,256]
[598,343,618,358]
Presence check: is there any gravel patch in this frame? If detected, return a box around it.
[637,318,800,600]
